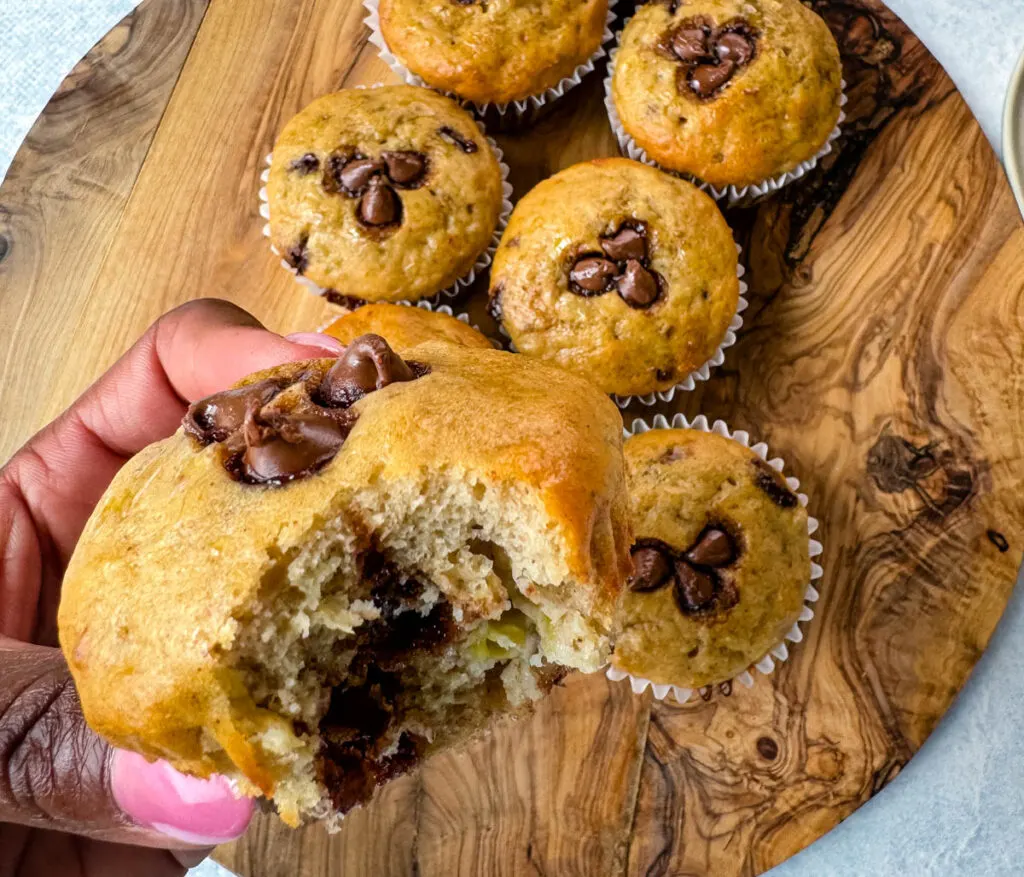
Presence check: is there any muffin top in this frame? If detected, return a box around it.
[322,304,493,354]
[267,86,504,303]
[379,0,610,105]
[611,428,810,689]
[489,158,738,398]
[610,0,842,188]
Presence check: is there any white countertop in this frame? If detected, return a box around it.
[1,3,1022,876]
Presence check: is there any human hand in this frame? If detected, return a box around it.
[0,299,345,876]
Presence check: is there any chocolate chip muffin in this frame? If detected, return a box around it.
[377,0,610,106]
[489,158,739,398]
[322,303,493,355]
[59,337,632,827]
[610,0,842,188]
[267,86,505,303]
[611,427,811,689]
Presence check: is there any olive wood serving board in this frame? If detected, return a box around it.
[1,1,1022,875]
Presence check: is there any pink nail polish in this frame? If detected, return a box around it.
[284,332,345,354]
[112,750,254,846]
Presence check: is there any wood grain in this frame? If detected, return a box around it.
[1,0,1022,875]
[0,0,209,461]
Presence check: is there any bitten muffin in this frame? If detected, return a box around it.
[59,337,631,828]
[322,303,493,354]
[610,0,842,188]
[489,158,738,397]
[379,0,610,105]
[267,86,504,303]
[611,428,810,689]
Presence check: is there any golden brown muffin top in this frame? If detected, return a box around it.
[611,0,842,187]
[380,0,610,105]
[268,86,504,303]
[322,303,493,354]
[489,158,738,397]
[611,428,810,688]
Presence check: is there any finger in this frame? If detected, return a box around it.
[0,638,253,849]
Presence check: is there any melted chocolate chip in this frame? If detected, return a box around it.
[716,28,755,65]
[628,545,673,592]
[358,182,400,227]
[438,125,478,153]
[285,234,309,274]
[487,282,504,322]
[689,59,737,97]
[184,378,285,444]
[600,226,647,262]
[381,151,427,187]
[616,260,661,308]
[340,157,385,195]
[322,153,350,195]
[324,290,368,310]
[289,153,320,174]
[673,561,716,612]
[685,527,736,568]
[666,17,758,99]
[753,459,799,508]
[670,22,712,62]
[319,334,416,408]
[231,411,350,486]
[569,256,619,294]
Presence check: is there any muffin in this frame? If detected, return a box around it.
[609,0,842,188]
[611,426,811,689]
[59,336,632,827]
[376,0,610,106]
[322,303,493,354]
[489,158,739,398]
[266,86,505,303]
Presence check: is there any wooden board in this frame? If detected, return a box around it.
[1,1,1022,875]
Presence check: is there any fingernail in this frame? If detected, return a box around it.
[112,750,254,846]
[284,332,345,355]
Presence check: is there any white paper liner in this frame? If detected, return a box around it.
[258,122,513,307]
[604,37,847,206]
[606,413,824,704]
[314,300,501,348]
[365,0,618,127]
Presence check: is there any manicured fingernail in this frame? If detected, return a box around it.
[284,332,345,354]
[112,750,254,846]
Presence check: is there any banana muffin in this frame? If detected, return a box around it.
[609,0,842,188]
[322,303,493,354]
[378,0,610,106]
[611,427,811,689]
[267,86,504,303]
[488,158,739,398]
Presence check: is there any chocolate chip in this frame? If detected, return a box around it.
[340,157,385,195]
[671,24,712,62]
[569,256,619,294]
[289,153,320,174]
[358,182,400,227]
[487,283,504,322]
[716,29,756,65]
[322,153,349,194]
[673,561,717,613]
[438,125,478,153]
[183,378,286,444]
[324,290,368,310]
[285,234,309,275]
[234,411,349,485]
[628,546,673,592]
[685,527,736,568]
[616,260,660,308]
[319,334,415,408]
[381,151,427,187]
[689,59,737,97]
[600,226,647,262]
[753,459,799,508]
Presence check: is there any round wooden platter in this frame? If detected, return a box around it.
[2,0,1023,875]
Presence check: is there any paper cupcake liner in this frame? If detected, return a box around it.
[258,120,513,307]
[364,0,618,130]
[606,412,824,704]
[604,39,847,206]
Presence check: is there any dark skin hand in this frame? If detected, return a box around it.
[0,300,344,877]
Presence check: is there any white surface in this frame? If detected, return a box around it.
[0,3,1022,877]
[1004,45,1024,215]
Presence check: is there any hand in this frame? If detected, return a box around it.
[0,300,345,876]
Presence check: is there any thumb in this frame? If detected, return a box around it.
[0,639,253,848]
